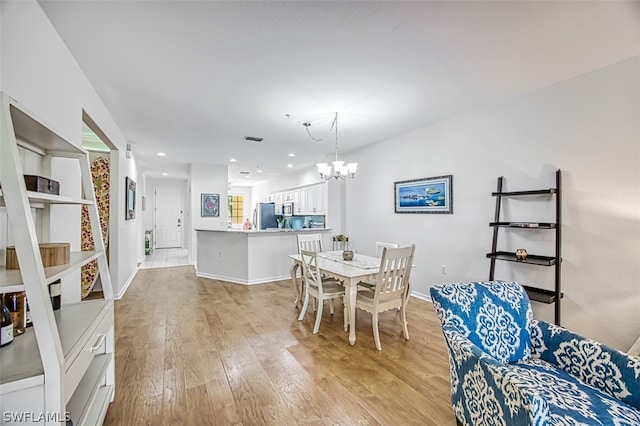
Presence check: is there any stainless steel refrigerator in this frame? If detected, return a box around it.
[253,202,278,230]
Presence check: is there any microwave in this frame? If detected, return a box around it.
[282,202,294,216]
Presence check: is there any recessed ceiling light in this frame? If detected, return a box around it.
[162,172,168,176]
[288,153,295,157]
[157,152,166,156]
[229,158,237,162]
[256,169,263,173]
[287,164,293,168]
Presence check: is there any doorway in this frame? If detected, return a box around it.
[154,185,183,249]
[81,115,116,299]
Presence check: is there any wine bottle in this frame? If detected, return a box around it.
[0,298,14,347]
[49,279,61,311]
[25,297,32,328]
[3,292,25,336]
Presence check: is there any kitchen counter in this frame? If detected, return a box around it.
[195,228,333,285]
[195,228,332,234]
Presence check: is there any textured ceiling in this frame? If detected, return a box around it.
[39,1,640,185]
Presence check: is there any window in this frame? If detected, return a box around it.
[228,195,244,225]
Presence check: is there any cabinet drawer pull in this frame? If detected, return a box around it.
[89,334,106,352]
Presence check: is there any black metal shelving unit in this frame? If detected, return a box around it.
[487,170,562,324]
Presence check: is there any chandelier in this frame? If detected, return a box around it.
[304,112,358,180]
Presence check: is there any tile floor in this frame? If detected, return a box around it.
[140,247,190,269]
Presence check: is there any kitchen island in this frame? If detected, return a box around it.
[195,228,333,285]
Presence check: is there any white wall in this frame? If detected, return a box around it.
[345,57,640,351]
[0,0,140,298]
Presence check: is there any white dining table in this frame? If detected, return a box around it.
[289,250,381,345]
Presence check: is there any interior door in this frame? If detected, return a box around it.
[154,186,182,248]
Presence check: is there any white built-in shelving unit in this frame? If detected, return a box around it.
[0,93,114,425]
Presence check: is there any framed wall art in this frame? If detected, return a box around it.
[125,176,136,220]
[394,175,453,214]
[201,193,220,217]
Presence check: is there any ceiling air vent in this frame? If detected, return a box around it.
[239,171,250,175]
[243,136,263,142]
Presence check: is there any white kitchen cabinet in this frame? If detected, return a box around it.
[0,93,115,425]
[313,184,326,215]
[298,189,307,214]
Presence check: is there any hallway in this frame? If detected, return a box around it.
[140,247,190,269]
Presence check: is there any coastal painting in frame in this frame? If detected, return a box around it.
[394,175,453,214]
[201,193,220,217]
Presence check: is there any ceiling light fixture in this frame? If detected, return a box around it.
[305,112,357,180]
[229,158,237,162]
[288,153,296,157]
[162,172,168,176]
[157,152,166,157]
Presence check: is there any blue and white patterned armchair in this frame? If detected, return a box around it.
[430,281,640,426]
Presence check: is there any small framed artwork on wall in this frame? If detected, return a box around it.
[125,176,136,220]
[201,193,220,217]
[394,175,453,214]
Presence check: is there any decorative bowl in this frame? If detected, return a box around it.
[515,248,528,261]
[342,250,354,261]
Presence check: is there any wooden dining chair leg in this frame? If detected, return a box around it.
[298,291,310,321]
[401,303,410,340]
[372,310,382,351]
[343,298,348,331]
[313,298,323,334]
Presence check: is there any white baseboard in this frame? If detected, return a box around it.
[115,263,140,299]
[629,336,640,357]
[195,270,289,286]
[410,290,432,302]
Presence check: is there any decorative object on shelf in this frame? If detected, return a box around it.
[304,112,358,180]
[48,280,62,311]
[201,193,220,217]
[342,250,354,261]
[23,174,60,195]
[6,242,71,269]
[394,175,453,214]
[0,297,13,347]
[3,292,25,336]
[125,176,136,220]
[515,248,528,261]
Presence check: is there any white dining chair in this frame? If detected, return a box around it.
[358,242,400,290]
[298,249,347,334]
[332,234,349,251]
[296,233,339,312]
[355,245,415,350]
[376,241,399,257]
[297,233,323,253]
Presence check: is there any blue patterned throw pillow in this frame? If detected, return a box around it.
[431,281,533,363]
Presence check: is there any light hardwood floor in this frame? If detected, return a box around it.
[104,266,456,425]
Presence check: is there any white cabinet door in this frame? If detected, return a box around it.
[314,184,326,215]
[299,189,307,214]
[293,190,301,213]
[275,193,283,215]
